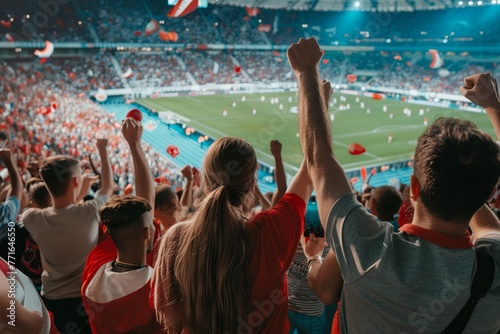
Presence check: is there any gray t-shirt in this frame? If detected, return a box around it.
[22,194,109,299]
[327,193,500,333]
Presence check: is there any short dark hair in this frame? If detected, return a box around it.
[40,156,80,198]
[154,186,176,211]
[413,117,500,223]
[371,186,402,222]
[100,195,152,232]
[29,182,51,209]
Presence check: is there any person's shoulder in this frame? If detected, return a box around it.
[475,232,500,250]
[82,193,110,208]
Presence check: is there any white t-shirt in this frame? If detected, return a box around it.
[85,261,152,303]
[21,194,109,299]
[327,193,500,333]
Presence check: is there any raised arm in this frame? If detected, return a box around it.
[270,140,287,207]
[460,72,500,140]
[302,237,343,305]
[75,174,99,203]
[470,204,500,241]
[460,73,500,237]
[254,184,271,210]
[122,118,154,209]
[287,38,352,227]
[179,165,193,214]
[286,160,313,205]
[95,139,113,198]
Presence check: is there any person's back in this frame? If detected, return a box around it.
[81,118,162,333]
[153,137,313,334]
[369,185,402,231]
[286,38,500,333]
[21,140,112,333]
[327,118,500,333]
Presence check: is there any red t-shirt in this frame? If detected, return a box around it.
[81,222,163,334]
[243,192,306,333]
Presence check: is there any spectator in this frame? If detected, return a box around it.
[0,181,50,291]
[21,140,113,333]
[368,185,402,232]
[0,258,55,333]
[153,137,313,333]
[154,185,181,231]
[290,38,500,332]
[82,118,162,333]
[270,140,287,207]
[287,240,330,334]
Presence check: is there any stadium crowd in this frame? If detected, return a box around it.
[1,35,500,334]
[7,48,494,95]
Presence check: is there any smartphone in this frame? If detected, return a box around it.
[304,196,324,237]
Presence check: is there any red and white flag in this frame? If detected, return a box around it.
[257,24,271,32]
[245,6,260,16]
[167,0,198,18]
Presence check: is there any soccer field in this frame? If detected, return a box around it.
[137,92,495,173]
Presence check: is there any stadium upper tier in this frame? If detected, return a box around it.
[1,0,500,47]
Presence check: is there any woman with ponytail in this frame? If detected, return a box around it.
[153,137,313,334]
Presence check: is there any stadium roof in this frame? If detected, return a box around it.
[209,0,487,12]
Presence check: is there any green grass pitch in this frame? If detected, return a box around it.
[137,92,495,174]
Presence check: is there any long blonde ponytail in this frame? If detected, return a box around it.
[154,137,258,333]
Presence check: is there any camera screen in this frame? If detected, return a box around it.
[304,196,324,237]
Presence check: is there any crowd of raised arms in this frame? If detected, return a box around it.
[0,38,499,334]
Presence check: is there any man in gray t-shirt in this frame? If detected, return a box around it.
[287,38,500,333]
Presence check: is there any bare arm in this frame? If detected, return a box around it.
[286,160,313,205]
[75,174,99,203]
[0,149,22,201]
[122,119,155,209]
[95,139,113,198]
[470,204,500,241]
[460,73,500,237]
[460,72,500,140]
[88,154,101,178]
[179,166,193,214]
[287,38,352,228]
[270,140,287,207]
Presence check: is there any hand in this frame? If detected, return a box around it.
[121,118,143,145]
[300,233,327,259]
[270,140,282,158]
[181,165,193,181]
[287,38,323,74]
[0,149,13,164]
[95,138,108,152]
[81,174,99,194]
[322,80,333,106]
[459,73,500,111]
